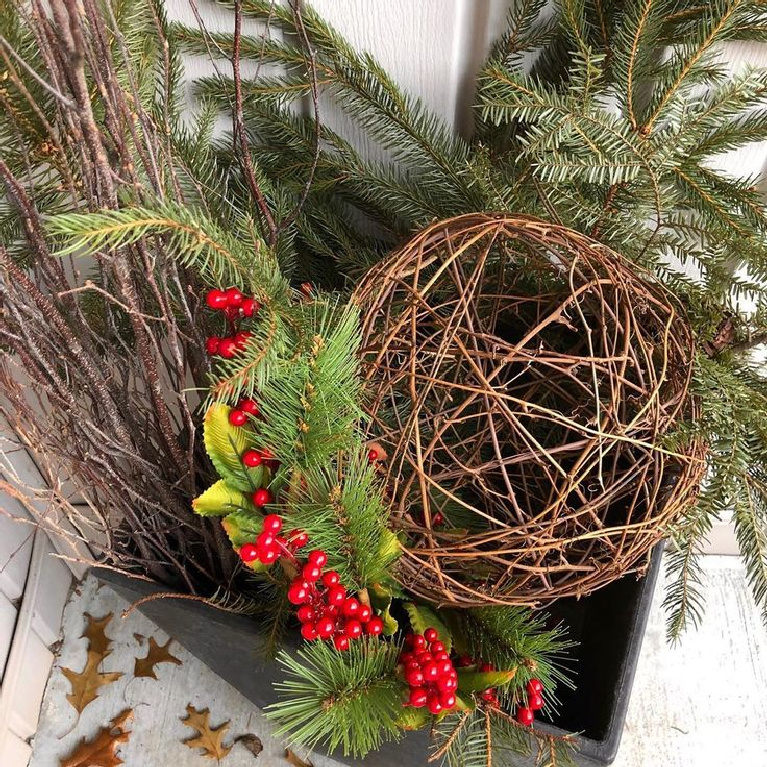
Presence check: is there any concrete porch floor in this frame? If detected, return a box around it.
[28,556,767,766]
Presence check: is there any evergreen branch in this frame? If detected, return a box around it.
[46,203,292,306]
[644,0,743,133]
[266,638,404,758]
[289,455,401,590]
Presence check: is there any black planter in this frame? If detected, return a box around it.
[95,543,663,766]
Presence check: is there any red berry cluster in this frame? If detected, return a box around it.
[205,288,260,358]
[239,514,308,566]
[289,554,384,651]
[515,678,544,726]
[400,628,458,715]
[229,397,260,426]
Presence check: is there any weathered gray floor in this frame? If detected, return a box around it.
[29,557,767,766]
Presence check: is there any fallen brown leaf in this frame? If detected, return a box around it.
[63,651,123,715]
[181,704,232,760]
[82,613,114,658]
[235,734,263,759]
[133,637,182,679]
[60,709,132,767]
[285,749,313,767]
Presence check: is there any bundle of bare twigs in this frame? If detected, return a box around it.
[0,0,234,591]
[355,213,707,607]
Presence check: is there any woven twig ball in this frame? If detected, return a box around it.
[354,214,706,607]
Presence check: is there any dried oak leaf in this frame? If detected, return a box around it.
[285,749,313,767]
[60,709,132,767]
[82,613,114,658]
[63,651,123,715]
[133,637,182,679]
[235,734,263,759]
[181,704,232,760]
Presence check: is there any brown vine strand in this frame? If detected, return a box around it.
[354,213,706,607]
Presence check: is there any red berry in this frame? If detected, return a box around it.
[437,659,453,677]
[527,678,543,695]
[341,598,360,618]
[433,651,450,662]
[440,692,456,709]
[229,409,247,426]
[437,676,457,692]
[430,640,445,653]
[529,692,544,711]
[515,707,534,726]
[205,336,220,355]
[432,511,444,526]
[206,289,229,310]
[405,668,424,687]
[321,571,340,587]
[316,616,335,639]
[365,616,384,635]
[302,563,322,583]
[234,331,252,349]
[358,604,372,623]
[288,581,310,605]
[239,543,258,563]
[411,635,427,651]
[479,662,494,672]
[288,530,309,549]
[241,297,260,317]
[242,449,262,467]
[239,398,260,416]
[333,635,350,651]
[423,627,438,643]
[344,620,363,639]
[263,514,282,533]
[367,449,379,462]
[409,688,428,707]
[225,287,243,306]
[297,605,315,623]
[326,585,346,607]
[218,338,237,358]
[259,547,279,565]
[480,688,495,701]
[457,656,473,667]
[423,662,439,682]
[427,696,443,715]
[308,550,328,568]
[301,622,318,641]
[252,488,272,507]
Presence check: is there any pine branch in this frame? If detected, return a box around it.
[266,638,404,758]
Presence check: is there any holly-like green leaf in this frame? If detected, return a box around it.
[203,403,258,491]
[395,706,431,731]
[404,603,452,653]
[192,480,253,517]
[456,668,517,694]
[368,584,398,635]
[376,529,402,567]
[222,509,264,547]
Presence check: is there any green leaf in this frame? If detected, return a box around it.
[376,530,401,574]
[192,480,254,517]
[203,402,259,491]
[395,706,431,731]
[222,509,264,546]
[403,603,452,653]
[368,583,399,635]
[456,668,517,694]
